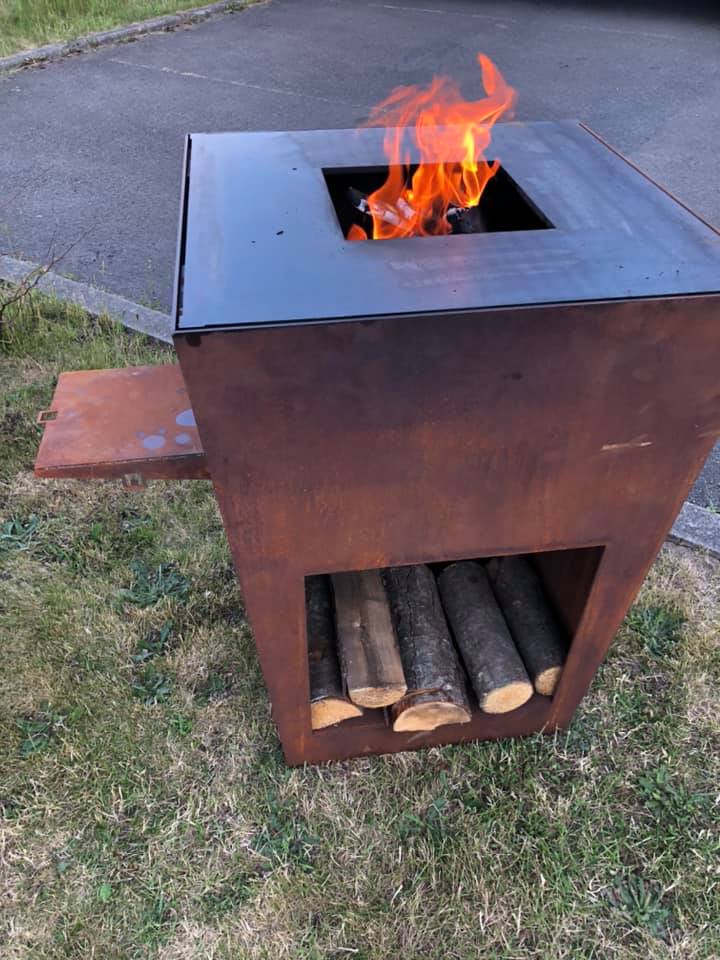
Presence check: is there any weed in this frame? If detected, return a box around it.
[54,854,73,876]
[398,792,453,847]
[88,521,105,543]
[167,712,193,737]
[251,792,318,872]
[16,701,75,756]
[121,561,188,607]
[194,669,232,704]
[611,873,671,937]
[131,620,174,664]
[637,765,705,830]
[119,510,157,549]
[0,514,39,555]
[626,603,686,657]
[139,881,176,947]
[98,882,112,904]
[201,868,257,918]
[131,668,173,706]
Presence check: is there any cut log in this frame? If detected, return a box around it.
[306,576,363,730]
[331,570,407,708]
[383,565,471,732]
[446,204,486,235]
[437,561,533,714]
[487,556,567,696]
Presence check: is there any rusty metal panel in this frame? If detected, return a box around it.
[35,364,208,481]
[175,293,720,763]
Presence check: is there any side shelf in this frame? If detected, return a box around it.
[34,364,209,482]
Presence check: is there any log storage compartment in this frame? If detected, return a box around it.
[304,547,594,747]
[35,120,720,765]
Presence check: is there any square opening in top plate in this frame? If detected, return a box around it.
[323,163,553,241]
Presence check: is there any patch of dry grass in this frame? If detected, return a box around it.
[1,295,718,958]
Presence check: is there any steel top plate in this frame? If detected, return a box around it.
[175,120,720,332]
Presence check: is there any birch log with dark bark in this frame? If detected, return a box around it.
[331,570,407,708]
[306,576,363,729]
[437,561,533,713]
[383,564,471,732]
[487,556,566,696]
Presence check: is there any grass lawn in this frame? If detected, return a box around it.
[1,293,719,959]
[0,0,244,57]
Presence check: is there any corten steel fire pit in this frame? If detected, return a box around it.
[36,120,720,765]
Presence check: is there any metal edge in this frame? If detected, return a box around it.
[183,118,583,143]
[34,452,208,477]
[578,121,720,238]
[172,135,193,335]
[173,290,720,337]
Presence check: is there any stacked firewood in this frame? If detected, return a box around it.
[306,557,566,732]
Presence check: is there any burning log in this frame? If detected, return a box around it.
[347,187,414,228]
[348,185,485,237]
[383,564,471,732]
[437,561,533,714]
[487,557,566,696]
[446,204,486,234]
[306,576,363,730]
[331,570,407,708]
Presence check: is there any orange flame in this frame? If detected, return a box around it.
[347,223,369,242]
[354,53,516,241]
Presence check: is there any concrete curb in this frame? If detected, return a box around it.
[668,501,720,559]
[2,255,720,559]
[0,255,172,343]
[0,0,251,74]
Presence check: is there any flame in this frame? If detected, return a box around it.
[356,53,515,241]
[347,223,368,242]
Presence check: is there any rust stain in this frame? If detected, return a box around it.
[34,364,209,480]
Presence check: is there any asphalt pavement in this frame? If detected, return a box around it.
[1,0,719,505]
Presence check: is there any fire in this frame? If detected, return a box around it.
[351,53,515,241]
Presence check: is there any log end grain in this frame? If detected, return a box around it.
[349,682,407,708]
[311,697,363,730]
[482,680,533,714]
[535,665,562,697]
[392,697,471,732]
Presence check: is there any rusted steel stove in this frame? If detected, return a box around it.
[36,121,720,765]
